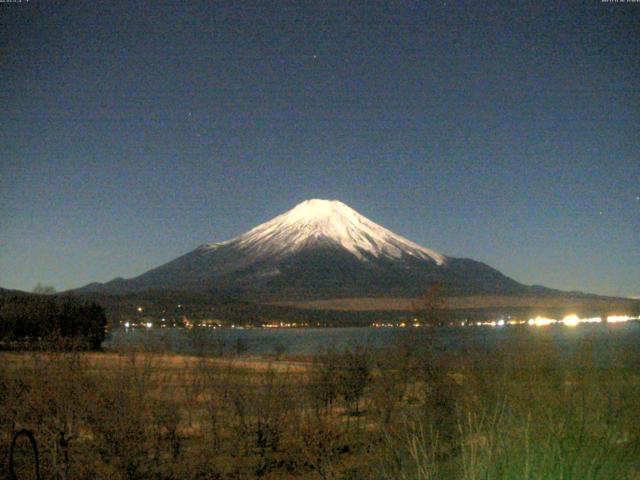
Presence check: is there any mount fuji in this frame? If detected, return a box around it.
[78,199,533,300]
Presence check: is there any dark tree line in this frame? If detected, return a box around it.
[0,294,107,350]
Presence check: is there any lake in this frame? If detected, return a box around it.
[104,321,640,357]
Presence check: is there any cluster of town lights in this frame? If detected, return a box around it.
[126,300,638,330]
[527,314,638,327]
[373,315,639,328]
[472,314,638,328]
[263,322,305,328]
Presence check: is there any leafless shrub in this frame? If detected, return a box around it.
[371,339,416,426]
[308,347,340,417]
[336,345,371,417]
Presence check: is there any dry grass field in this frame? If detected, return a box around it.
[3,328,640,479]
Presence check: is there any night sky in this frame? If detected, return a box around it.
[1,1,638,297]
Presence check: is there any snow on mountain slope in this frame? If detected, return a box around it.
[202,199,446,264]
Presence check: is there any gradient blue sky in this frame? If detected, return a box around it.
[1,1,638,297]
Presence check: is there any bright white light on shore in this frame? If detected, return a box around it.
[607,315,632,323]
[584,317,602,323]
[146,322,152,329]
[137,307,143,312]
[562,315,580,327]
[497,319,505,326]
[528,316,556,327]
[124,322,130,328]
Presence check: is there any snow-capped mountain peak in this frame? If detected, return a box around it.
[77,199,532,299]
[205,199,446,264]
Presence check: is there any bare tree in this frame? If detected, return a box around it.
[33,283,56,295]
[412,283,448,327]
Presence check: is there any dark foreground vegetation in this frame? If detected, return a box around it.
[2,328,640,479]
[0,293,107,350]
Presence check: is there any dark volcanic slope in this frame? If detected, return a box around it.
[78,244,528,301]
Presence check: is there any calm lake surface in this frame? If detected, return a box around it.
[105,322,640,357]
